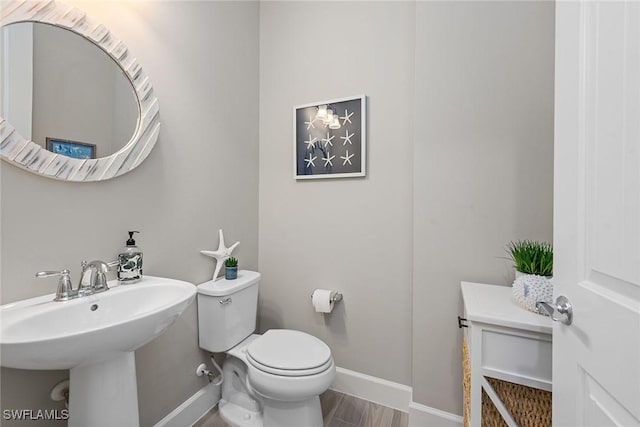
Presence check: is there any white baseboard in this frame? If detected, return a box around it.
[330,367,412,412]
[153,382,221,427]
[154,368,461,427]
[408,401,463,427]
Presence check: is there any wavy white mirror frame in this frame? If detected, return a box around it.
[0,0,160,182]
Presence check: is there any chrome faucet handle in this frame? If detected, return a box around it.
[36,269,77,302]
[36,270,69,278]
[86,260,111,293]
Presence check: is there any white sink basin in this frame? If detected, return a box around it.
[0,275,196,427]
[1,276,195,370]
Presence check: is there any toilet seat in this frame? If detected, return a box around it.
[246,329,332,377]
[247,354,333,377]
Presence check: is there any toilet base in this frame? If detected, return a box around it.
[220,396,322,427]
[262,396,323,427]
[218,335,329,427]
[219,399,262,427]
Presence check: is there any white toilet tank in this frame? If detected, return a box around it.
[197,270,260,352]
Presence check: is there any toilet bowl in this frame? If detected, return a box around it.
[197,271,336,427]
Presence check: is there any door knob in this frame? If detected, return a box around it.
[536,295,573,325]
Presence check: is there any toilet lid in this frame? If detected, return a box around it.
[247,329,332,372]
[247,354,333,377]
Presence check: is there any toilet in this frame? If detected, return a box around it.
[197,270,336,427]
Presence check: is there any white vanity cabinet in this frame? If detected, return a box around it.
[461,281,553,427]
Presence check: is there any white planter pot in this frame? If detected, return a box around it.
[512,273,553,313]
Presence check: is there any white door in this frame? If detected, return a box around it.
[554,1,640,426]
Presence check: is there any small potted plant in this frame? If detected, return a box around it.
[224,257,238,280]
[506,240,553,313]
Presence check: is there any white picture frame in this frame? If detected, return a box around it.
[293,94,366,180]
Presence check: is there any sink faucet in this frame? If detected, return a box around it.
[78,260,111,295]
[37,260,114,302]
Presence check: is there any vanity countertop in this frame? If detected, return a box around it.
[461,281,552,334]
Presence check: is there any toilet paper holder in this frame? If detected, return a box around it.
[310,290,343,303]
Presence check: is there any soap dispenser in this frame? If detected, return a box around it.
[118,231,143,284]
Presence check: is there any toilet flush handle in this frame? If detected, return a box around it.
[219,297,232,305]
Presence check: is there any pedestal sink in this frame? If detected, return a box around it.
[0,276,196,427]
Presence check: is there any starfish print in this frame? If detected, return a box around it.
[340,109,354,125]
[322,132,335,147]
[304,135,318,149]
[340,130,354,146]
[304,153,317,168]
[200,229,240,281]
[322,154,335,167]
[305,114,316,130]
[341,150,354,165]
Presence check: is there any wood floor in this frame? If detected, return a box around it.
[194,390,408,427]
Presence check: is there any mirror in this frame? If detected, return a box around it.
[0,0,160,182]
[2,22,139,159]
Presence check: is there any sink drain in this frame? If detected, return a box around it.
[90,304,98,311]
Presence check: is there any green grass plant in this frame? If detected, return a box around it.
[506,240,553,276]
[225,257,238,268]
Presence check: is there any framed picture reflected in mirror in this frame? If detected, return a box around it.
[46,137,96,160]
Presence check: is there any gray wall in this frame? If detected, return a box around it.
[0,1,259,426]
[412,1,555,415]
[258,1,415,386]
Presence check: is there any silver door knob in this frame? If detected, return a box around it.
[536,295,573,325]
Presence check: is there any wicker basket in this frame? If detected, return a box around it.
[463,339,551,427]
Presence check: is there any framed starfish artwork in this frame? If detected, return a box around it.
[293,95,366,180]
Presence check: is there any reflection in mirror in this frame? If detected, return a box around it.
[2,22,138,160]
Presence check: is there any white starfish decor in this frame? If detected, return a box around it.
[322,132,335,147]
[200,229,240,281]
[322,154,335,167]
[305,153,317,168]
[304,135,318,149]
[340,109,354,125]
[341,150,354,165]
[305,115,316,130]
[341,130,354,146]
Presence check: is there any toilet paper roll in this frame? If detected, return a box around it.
[312,289,335,313]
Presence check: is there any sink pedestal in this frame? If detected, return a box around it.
[69,352,139,427]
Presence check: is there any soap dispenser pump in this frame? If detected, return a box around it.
[118,231,143,284]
